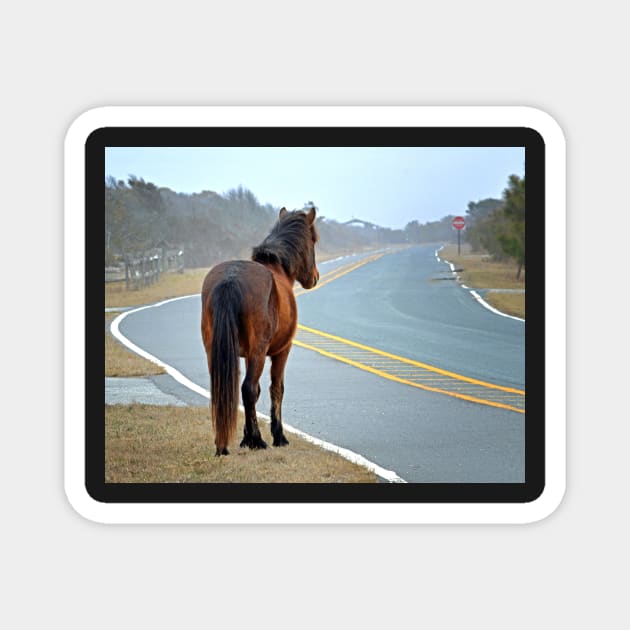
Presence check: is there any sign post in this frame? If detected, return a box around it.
[452,216,466,255]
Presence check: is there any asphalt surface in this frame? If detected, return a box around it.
[298,245,524,388]
[112,245,525,482]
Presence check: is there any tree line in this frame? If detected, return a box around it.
[105,178,457,268]
[462,174,525,279]
[105,173,524,274]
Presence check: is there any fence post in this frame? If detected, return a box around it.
[118,248,183,291]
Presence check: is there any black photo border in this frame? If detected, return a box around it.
[88,125,544,505]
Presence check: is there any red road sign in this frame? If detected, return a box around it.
[452,216,466,230]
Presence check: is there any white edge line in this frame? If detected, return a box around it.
[468,290,525,322]
[109,295,407,483]
[110,295,210,399]
[437,251,525,323]
[435,244,443,263]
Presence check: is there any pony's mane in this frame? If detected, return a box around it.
[252,210,318,277]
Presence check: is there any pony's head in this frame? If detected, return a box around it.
[252,206,319,289]
[279,206,319,289]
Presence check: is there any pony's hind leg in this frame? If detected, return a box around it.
[240,355,268,450]
[269,349,290,447]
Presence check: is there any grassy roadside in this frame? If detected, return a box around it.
[106,268,208,308]
[106,404,377,483]
[440,244,525,319]
[105,263,380,483]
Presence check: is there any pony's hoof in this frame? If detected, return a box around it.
[240,436,268,450]
[273,435,289,447]
[215,447,229,456]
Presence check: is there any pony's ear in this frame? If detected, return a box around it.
[279,207,288,219]
[306,207,316,224]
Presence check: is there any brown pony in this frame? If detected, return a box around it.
[201,207,319,456]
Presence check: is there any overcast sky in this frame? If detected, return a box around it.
[106,146,524,229]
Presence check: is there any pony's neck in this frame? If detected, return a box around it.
[265,261,297,290]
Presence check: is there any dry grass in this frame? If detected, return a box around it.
[105,268,209,308]
[106,404,378,483]
[105,313,165,376]
[441,244,525,289]
[482,292,525,319]
[441,244,525,319]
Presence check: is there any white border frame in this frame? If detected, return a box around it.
[64,106,565,524]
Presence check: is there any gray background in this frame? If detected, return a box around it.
[3,1,625,627]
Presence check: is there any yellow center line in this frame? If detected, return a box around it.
[294,253,384,296]
[298,324,524,395]
[293,336,524,414]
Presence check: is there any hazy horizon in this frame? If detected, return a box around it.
[106,146,524,230]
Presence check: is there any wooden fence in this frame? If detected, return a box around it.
[105,248,184,290]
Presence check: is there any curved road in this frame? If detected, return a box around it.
[115,245,525,483]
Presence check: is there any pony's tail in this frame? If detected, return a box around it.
[210,281,242,455]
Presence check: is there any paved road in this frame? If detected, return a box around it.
[300,245,524,388]
[114,245,525,482]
